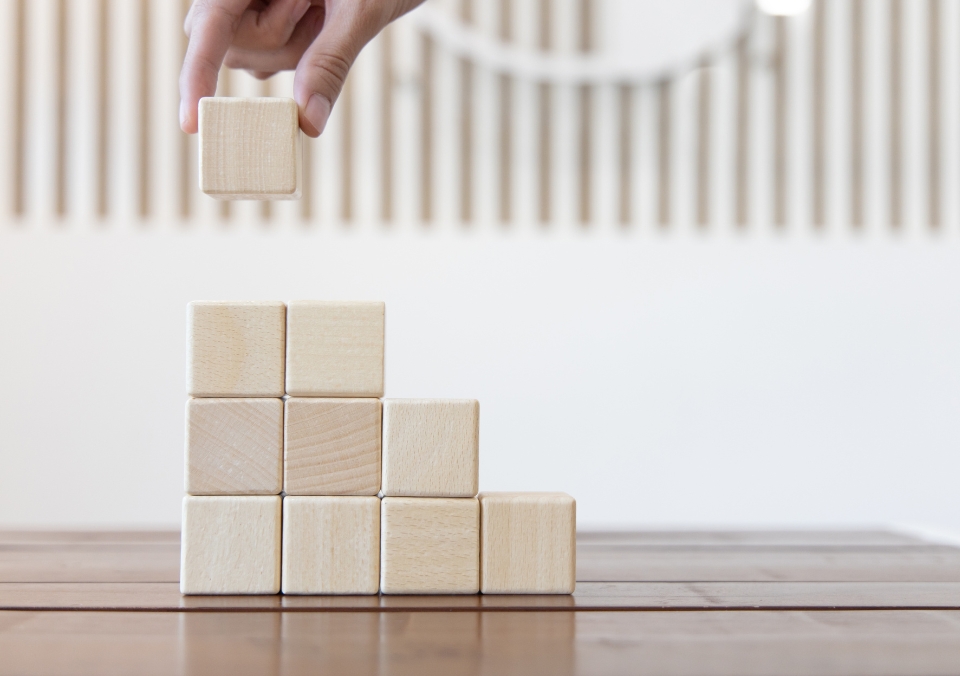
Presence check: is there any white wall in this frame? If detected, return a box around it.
[1,223,958,532]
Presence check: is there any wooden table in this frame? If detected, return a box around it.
[3,529,960,675]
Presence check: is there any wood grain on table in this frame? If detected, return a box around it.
[2,529,960,675]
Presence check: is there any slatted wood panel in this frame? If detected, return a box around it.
[3,530,960,675]
[2,0,959,230]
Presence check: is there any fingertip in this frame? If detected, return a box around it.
[298,93,330,137]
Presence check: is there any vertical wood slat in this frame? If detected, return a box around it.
[4,0,959,232]
[927,0,940,230]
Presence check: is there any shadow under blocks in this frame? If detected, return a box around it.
[181,300,576,596]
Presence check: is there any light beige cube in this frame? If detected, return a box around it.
[381,399,479,497]
[285,301,384,397]
[282,496,380,594]
[380,497,480,594]
[284,398,381,495]
[180,496,282,595]
[185,398,283,495]
[187,301,286,397]
[199,97,302,200]
[479,492,576,594]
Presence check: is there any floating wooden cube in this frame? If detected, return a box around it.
[180,496,282,594]
[199,97,302,200]
[282,496,380,594]
[284,398,381,495]
[187,301,286,398]
[285,301,384,397]
[479,492,576,594]
[380,497,479,594]
[185,398,283,495]
[381,400,479,497]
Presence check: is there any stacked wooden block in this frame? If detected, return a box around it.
[181,303,574,596]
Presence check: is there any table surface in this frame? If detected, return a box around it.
[3,529,960,675]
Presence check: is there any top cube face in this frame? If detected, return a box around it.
[187,301,286,397]
[285,301,385,397]
[199,97,302,200]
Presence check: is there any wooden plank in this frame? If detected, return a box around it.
[4,581,960,612]
[0,545,180,583]
[578,544,960,582]
[0,531,179,545]
[2,610,960,676]
[576,529,928,546]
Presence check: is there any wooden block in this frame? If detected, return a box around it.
[185,398,283,495]
[281,496,380,594]
[199,97,302,200]
[284,398,381,496]
[380,497,480,594]
[187,301,285,397]
[180,496,281,594]
[285,301,384,397]
[381,400,479,497]
[479,492,576,594]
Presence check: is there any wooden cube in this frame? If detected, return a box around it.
[187,301,286,398]
[185,398,283,495]
[281,496,380,594]
[180,496,282,594]
[199,97,302,200]
[479,492,576,594]
[380,497,479,594]
[381,400,479,497]
[285,301,384,397]
[284,398,381,496]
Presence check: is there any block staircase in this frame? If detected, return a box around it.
[181,300,575,595]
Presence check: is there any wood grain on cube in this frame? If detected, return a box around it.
[185,398,283,495]
[285,301,384,397]
[180,496,281,595]
[187,301,285,397]
[199,97,302,200]
[479,492,576,594]
[381,400,479,497]
[282,496,380,594]
[284,398,381,495]
[380,497,480,594]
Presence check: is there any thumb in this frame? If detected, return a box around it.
[294,10,375,137]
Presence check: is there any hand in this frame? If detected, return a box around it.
[180,0,425,137]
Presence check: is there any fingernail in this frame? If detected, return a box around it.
[179,100,188,130]
[304,94,331,135]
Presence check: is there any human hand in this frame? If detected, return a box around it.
[180,0,425,137]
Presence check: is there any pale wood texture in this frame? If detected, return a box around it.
[285,301,384,397]
[180,496,281,595]
[381,399,479,497]
[187,301,286,398]
[281,496,380,595]
[284,398,381,495]
[479,492,576,594]
[198,97,302,200]
[185,398,283,495]
[380,497,480,595]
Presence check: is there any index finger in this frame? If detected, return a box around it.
[179,0,251,133]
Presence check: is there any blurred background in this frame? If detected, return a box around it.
[0,0,958,534]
